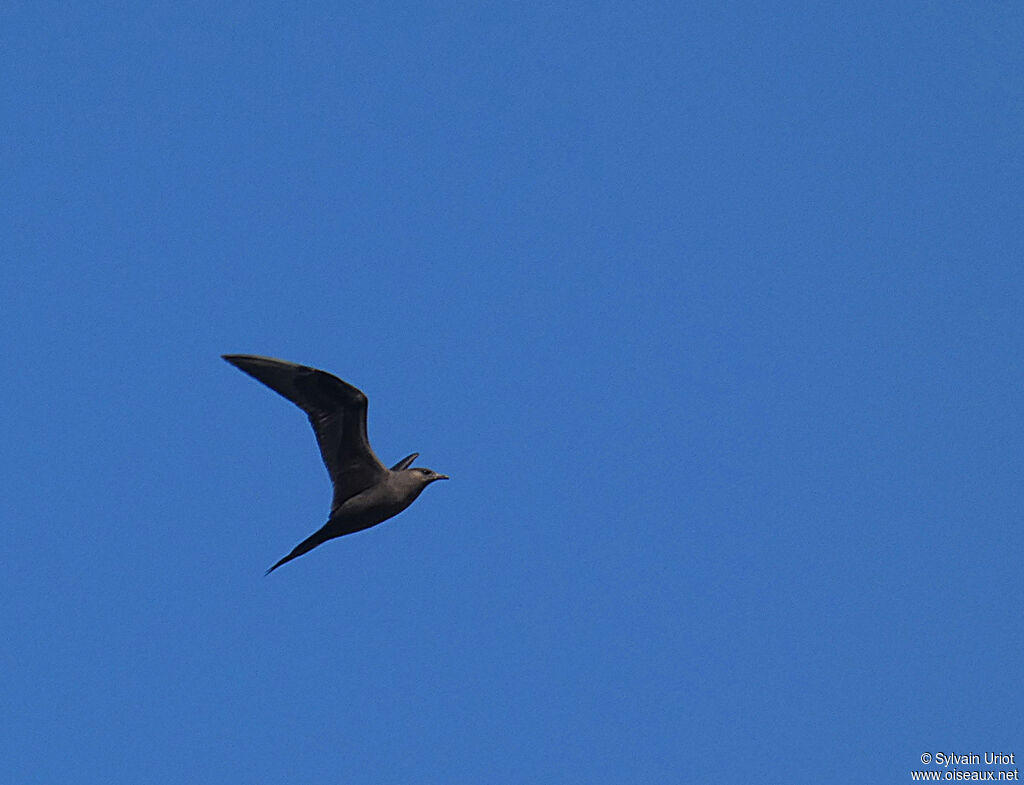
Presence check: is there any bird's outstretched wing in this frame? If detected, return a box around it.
[390,453,419,471]
[223,354,387,508]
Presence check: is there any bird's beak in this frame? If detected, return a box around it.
[436,474,450,481]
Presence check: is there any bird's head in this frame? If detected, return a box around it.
[410,467,449,485]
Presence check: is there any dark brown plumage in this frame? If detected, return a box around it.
[222,354,448,573]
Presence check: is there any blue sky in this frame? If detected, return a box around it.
[3,2,1022,782]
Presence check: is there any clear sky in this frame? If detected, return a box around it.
[3,2,1022,783]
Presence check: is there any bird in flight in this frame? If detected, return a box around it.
[222,354,448,573]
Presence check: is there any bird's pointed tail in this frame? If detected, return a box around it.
[265,528,329,575]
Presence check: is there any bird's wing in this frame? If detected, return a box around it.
[390,453,419,471]
[222,354,388,507]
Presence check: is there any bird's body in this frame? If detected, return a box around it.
[222,354,448,573]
